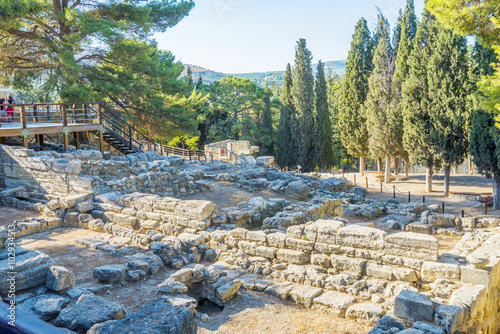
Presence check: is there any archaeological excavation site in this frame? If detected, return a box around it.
[0,143,499,334]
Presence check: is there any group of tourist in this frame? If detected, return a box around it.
[0,95,15,124]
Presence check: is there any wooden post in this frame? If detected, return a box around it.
[354,174,356,186]
[485,198,488,215]
[62,105,69,152]
[128,126,133,150]
[380,181,383,193]
[408,192,411,203]
[365,177,368,189]
[442,202,445,214]
[98,103,105,158]
[83,103,87,123]
[39,134,44,149]
[73,132,80,150]
[423,196,426,204]
[393,185,396,198]
[21,105,28,148]
[160,141,164,156]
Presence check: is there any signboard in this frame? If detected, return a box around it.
[219,149,227,159]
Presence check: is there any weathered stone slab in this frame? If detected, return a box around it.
[289,286,323,308]
[266,232,287,248]
[366,263,394,280]
[264,282,294,300]
[276,249,309,264]
[312,291,356,317]
[336,225,386,251]
[330,255,366,275]
[93,265,126,284]
[449,285,487,322]
[394,289,434,322]
[46,266,75,292]
[304,219,344,244]
[434,304,464,334]
[346,303,385,325]
[174,200,216,220]
[384,232,438,261]
[421,262,460,283]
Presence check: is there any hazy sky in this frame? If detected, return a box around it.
[154,0,426,73]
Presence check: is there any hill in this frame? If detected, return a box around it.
[181,60,345,86]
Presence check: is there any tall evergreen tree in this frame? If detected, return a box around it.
[338,18,374,176]
[196,76,203,90]
[260,83,275,156]
[292,38,316,172]
[187,66,194,87]
[402,10,440,192]
[314,61,333,171]
[391,0,418,178]
[365,15,397,183]
[277,64,297,168]
[427,27,470,197]
[470,42,500,208]
[326,70,347,169]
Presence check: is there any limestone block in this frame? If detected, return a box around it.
[346,303,385,325]
[153,197,181,212]
[366,263,394,280]
[174,200,216,220]
[177,233,204,247]
[305,219,344,244]
[330,255,366,275]
[289,286,323,308]
[112,214,138,228]
[394,289,434,322]
[421,262,460,283]
[75,200,94,213]
[169,268,194,285]
[336,225,386,251]
[384,232,438,261]
[284,181,309,201]
[393,267,417,282]
[449,284,487,322]
[46,266,75,292]
[312,291,356,317]
[255,246,278,259]
[266,232,287,248]
[276,249,310,265]
[405,223,431,234]
[216,279,241,303]
[188,220,210,231]
[286,225,304,239]
[93,264,126,284]
[59,193,93,209]
[461,217,477,229]
[428,213,457,228]
[314,243,340,254]
[311,253,331,268]
[412,322,445,334]
[246,230,267,244]
[238,241,258,256]
[460,266,490,286]
[264,282,294,300]
[231,227,248,240]
[286,238,315,252]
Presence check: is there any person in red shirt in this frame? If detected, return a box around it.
[6,97,14,122]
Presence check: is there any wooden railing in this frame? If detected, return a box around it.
[0,101,213,161]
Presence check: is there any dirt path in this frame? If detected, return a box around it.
[0,206,39,227]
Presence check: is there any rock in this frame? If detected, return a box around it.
[164,294,198,312]
[394,289,434,322]
[46,266,75,292]
[66,287,90,299]
[216,279,242,303]
[393,268,417,282]
[127,253,164,275]
[384,232,438,261]
[126,259,150,273]
[264,282,294,300]
[92,264,126,284]
[398,330,424,334]
[366,263,394,280]
[421,262,460,283]
[413,321,445,334]
[175,200,216,220]
[289,286,323,308]
[178,233,204,247]
[434,304,464,334]
[0,251,56,294]
[75,200,94,213]
[284,181,309,201]
[19,294,70,321]
[237,155,257,165]
[330,255,366,276]
[346,303,386,325]
[351,187,367,198]
[158,279,188,295]
[312,291,356,317]
[276,249,310,264]
[256,156,275,168]
[449,284,487,321]
[55,294,126,332]
[87,296,196,334]
[336,225,387,251]
[170,268,194,285]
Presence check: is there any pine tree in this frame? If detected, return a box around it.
[314,60,333,171]
[391,0,418,178]
[260,83,275,156]
[277,64,297,168]
[338,18,373,176]
[292,38,316,172]
[427,27,469,197]
[470,42,500,208]
[187,66,194,86]
[402,10,440,193]
[365,15,396,183]
[196,76,203,90]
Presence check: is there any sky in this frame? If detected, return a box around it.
[154,0,426,74]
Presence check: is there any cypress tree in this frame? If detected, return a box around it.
[365,15,396,183]
[314,60,333,171]
[402,10,440,193]
[470,42,500,208]
[292,38,315,172]
[187,66,194,86]
[427,27,469,197]
[338,18,373,176]
[196,76,203,90]
[260,83,274,156]
[391,0,418,178]
[277,64,297,168]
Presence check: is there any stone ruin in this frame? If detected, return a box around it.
[0,144,498,333]
[204,140,260,163]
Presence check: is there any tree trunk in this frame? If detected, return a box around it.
[469,155,474,175]
[426,166,433,193]
[394,158,399,176]
[377,157,383,172]
[404,156,409,179]
[494,173,500,210]
[360,156,365,176]
[385,154,391,184]
[443,164,451,197]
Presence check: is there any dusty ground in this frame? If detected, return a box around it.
[0,205,39,227]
